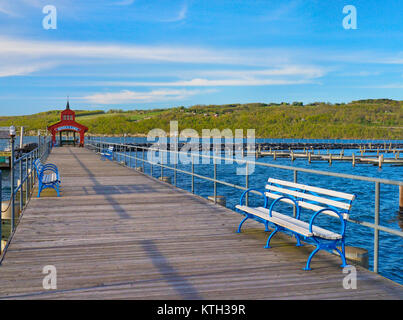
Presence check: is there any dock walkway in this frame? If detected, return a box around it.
[0,147,401,299]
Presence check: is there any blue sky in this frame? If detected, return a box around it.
[1,0,403,115]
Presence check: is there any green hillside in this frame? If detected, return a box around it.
[1,99,402,139]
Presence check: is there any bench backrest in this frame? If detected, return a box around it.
[265,178,355,219]
[34,159,44,175]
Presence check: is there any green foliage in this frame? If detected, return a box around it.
[1,99,402,139]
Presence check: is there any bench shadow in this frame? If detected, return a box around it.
[67,148,159,219]
[141,239,202,299]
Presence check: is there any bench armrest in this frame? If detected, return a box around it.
[268,195,300,218]
[239,188,268,208]
[309,208,346,238]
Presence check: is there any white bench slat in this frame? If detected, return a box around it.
[265,185,351,211]
[268,178,355,201]
[43,173,57,183]
[236,205,342,240]
[264,192,349,219]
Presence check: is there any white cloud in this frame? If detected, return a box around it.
[82,89,215,104]
[96,78,314,87]
[0,37,251,65]
[88,65,324,87]
[0,62,56,77]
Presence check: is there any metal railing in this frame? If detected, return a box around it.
[86,140,403,276]
[0,137,52,258]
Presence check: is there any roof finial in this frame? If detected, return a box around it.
[66,96,70,110]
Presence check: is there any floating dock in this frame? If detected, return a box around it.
[0,147,401,299]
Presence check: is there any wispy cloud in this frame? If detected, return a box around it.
[95,78,316,87]
[159,1,188,22]
[82,88,214,104]
[0,1,18,16]
[89,66,325,87]
[112,0,135,6]
[0,37,251,65]
[0,62,56,77]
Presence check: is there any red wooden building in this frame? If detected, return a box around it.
[47,100,88,147]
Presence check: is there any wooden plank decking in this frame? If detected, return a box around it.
[0,147,401,299]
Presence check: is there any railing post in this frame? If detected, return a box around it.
[245,162,249,206]
[19,156,23,212]
[191,154,194,194]
[26,156,29,202]
[174,160,177,187]
[10,134,15,231]
[150,149,153,177]
[142,148,145,172]
[293,170,298,217]
[374,182,380,273]
[128,146,131,168]
[161,150,163,178]
[134,146,137,169]
[213,157,217,204]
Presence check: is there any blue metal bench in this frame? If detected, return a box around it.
[34,159,61,197]
[236,178,356,270]
[100,146,113,161]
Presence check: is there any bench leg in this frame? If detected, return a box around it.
[54,183,61,197]
[264,225,281,248]
[334,246,348,268]
[303,245,320,271]
[293,233,303,247]
[37,184,42,198]
[237,216,249,233]
[264,221,269,232]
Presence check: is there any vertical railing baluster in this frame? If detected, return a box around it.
[150,149,153,177]
[214,157,217,204]
[174,160,177,187]
[142,148,145,172]
[10,136,15,231]
[374,182,380,273]
[245,162,249,206]
[134,146,137,169]
[191,154,194,194]
[19,157,23,214]
[293,170,298,217]
[161,150,163,178]
[25,157,29,205]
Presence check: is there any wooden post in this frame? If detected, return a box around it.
[352,153,355,167]
[399,186,403,214]
[378,154,383,168]
[308,152,311,164]
[329,153,332,165]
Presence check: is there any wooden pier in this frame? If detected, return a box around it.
[0,147,401,299]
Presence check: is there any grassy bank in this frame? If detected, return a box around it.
[1,99,402,139]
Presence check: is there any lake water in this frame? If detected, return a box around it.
[1,136,402,284]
